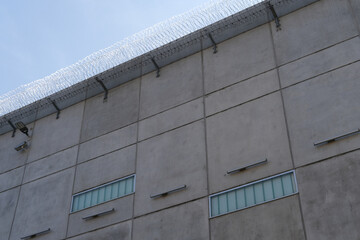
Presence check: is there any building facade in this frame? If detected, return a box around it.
[1,0,360,239]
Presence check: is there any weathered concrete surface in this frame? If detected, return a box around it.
[279,37,360,87]
[81,79,139,142]
[67,221,131,240]
[0,166,24,193]
[272,0,358,65]
[27,102,84,162]
[74,145,135,193]
[133,198,209,240]
[206,92,292,194]
[0,188,19,239]
[349,0,360,30]
[283,62,360,167]
[203,24,275,94]
[10,168,74,240]
[140,53,202,119]
[0,123,33,174]
[297,150,360,240]
[205,69,279,116]
[23,146,78,183]
[135,121,207,216]
[139,98,203,141]
[210,195,305,240]
[67,195,133,237]
[78,123,137,163]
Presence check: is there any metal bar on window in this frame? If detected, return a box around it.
[21,228,51,240]
[313,128,360,146]
[82,208,115,221]
[226,159,268,175]
[150,185,187,199]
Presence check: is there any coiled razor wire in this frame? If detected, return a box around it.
[0,0,263,116]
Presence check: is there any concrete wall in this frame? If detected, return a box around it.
[0,0,359,239]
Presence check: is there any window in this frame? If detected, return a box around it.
[209,171,297,217]
[71,175,135,212]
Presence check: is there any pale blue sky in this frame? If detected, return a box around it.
[0,0,210,95]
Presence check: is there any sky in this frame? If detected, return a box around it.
[0,0,211,96]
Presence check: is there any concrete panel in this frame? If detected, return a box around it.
[10,168,74,240]
[272,0,358,65]
[139,98,203,141]
[67,195,133,237]
[74,145,135,193]
[210,195,305,240]
[283,62,360,167]
[0,123,33,174]
[135,120,207,216]
[203,24,275,93]
[349,0,360,30]
[133,198,209,240]
[23,146,78,183]
[81,79,140,142]
[279,37,360,87]
[27,102,84,162]
[67,221,131,240]
[78,123,137,163]
[205,69,279,116]
[0,167,24,193]
[0,188,20,239]
[207,92,292,194]
[139,53,202,119]
[297,150,360,240]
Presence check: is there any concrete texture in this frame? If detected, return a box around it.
[297,150,360,240]
[206,92,292,194]
[27,102,84,162]
[283,62,360,167]
[23,146,78,183]
[135,120,207,216]
[205,69,279,116]
[349,0,360,31]
[279,37,360,87]
[139,98,203,141]
[133,198,209,240]
[81,79,140,142]
[0,188,19,240]
[74,145,135,193]
[0,123,33,174]
[139,53,202,119]
[67,195,133,237]
[77,123,137,163]
[10,168,74,240]
[272,0,358,65]
[67,221,132,240]
[210,195,305,240]
[0,166,24,193]
[203,24,275,94]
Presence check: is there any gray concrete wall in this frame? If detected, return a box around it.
[0,0,359,239]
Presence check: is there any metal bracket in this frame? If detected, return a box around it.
[82,208,115,221]
[314,128,360,146]
[48,98,61,119]
[150,185,187,199]
[268,3,281,31]
[7,120,16,137]
[95,77,109,101]
[208,33,218,54]
[227,159,268,175]
[151,58,160,78]
[21,228,51,240]
[15,141,28,152]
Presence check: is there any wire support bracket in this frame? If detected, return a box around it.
[95,77,109,101]
[150,185,187,199]
[227,159,268,175]
[21,228,51,240]
[314,128,360,147]
[48,98,61,119]
[268,2,281,31]
[208,33,218,54]
[7,119,16,137]
[82,208,115,221]
[150,58,161,78]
